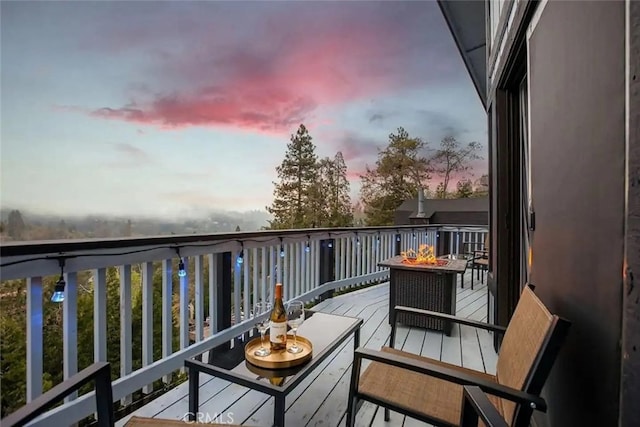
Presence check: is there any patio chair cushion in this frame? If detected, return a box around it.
[358,347,503,426]
[124,415,242,426]
[495,286,554,424]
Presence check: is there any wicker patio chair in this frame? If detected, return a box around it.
[346,285,570,427]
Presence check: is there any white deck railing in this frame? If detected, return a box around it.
[0,224,488,426]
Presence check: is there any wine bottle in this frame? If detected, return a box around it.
[269,283,287,351]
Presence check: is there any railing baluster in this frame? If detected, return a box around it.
[296,242,302,298]
[141,262,154,394]
[357,235,362,279]
[333,237,344,289]
[288,243,294,299]
[233,252,242,327]
[370,234,375,275]
[261,247,268,302]
[309,240,314,292]
[351,235,357,288]
[63,272,77,403]
[269,246,276,298]
[347,236,352,284]
[26,276,43,402]
[366,234,370,275]
[120,265,133,406]
[162,259,172,384]
[208,254,216,335]
[308,241,313,293]
[243,247,250,326]
[179,258,189,369]
[252,248,259,306]
[309,241,315,292]
[195,255,204,343]
[276,243,283,288]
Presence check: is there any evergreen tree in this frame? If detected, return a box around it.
[7,210,26,240]
[456,179,474,198]
[473,174,489,197]
[359,127,431,225]
[266,124,319,229]
[316,152,353,227]
[435,182,447,199]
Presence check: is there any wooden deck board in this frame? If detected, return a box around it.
[117,268,493,427]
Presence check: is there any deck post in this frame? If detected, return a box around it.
[209,251,232,361]
[319,239,335,301]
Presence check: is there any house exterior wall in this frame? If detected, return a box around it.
[430,211,488,226]
[485,0,632,425]
[526,2,625,425]
[622,0,640,425]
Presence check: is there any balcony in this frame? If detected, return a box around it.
[0,224,490,426]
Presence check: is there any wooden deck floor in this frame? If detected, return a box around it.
[117,270,496,427]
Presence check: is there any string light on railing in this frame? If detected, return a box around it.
[305,236,311,253]
[327,233,333,248]
[51,258,66,303]
[236,241,244,265]
[279,237,285,258]
[376,232,381,244]
[175,248,187,277]
[178,259,187,277]
[356,233,360,246]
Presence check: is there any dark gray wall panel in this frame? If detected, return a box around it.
[622,0,640,426]
[528,1,625,425]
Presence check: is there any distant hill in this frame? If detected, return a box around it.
[0,208,272,242]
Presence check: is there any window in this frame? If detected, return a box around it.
[489,0,507,44]
[519,76,532,288]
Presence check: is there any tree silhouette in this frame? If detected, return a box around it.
[359,127,432,225]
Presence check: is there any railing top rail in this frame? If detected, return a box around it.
[0,224,487,258]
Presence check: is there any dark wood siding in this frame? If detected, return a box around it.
[528,1,625,425]
[622,0,640,425]
[430,211,488,225]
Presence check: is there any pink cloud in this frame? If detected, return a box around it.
[78,2,451,134]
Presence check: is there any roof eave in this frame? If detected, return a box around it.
[437,0,487,110]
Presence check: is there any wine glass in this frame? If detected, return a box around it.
[253,302,272,357]
[286,301,305,354]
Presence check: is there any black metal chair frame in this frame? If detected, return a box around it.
[346,289,571,427]
[0,362,115,427]
[461,385,509,427]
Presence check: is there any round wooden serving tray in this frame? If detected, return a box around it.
[245,335,313,369]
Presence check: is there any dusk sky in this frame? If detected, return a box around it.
[1,0,487,218]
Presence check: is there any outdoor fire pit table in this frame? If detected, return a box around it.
[378,256,468,335]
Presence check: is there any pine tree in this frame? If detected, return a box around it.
[473,174,489,197]
[317,152,353,227]
[359,127,432,225]
[456,179,474,198]
[7,210,26,240]
[266,124,319,229]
